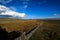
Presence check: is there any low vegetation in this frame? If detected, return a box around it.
[0,18,39,33]
[29,20,60,40]
[0,18,60,40]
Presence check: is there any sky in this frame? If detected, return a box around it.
[0,0,60,19]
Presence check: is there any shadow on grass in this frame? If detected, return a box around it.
[0,26,21,40]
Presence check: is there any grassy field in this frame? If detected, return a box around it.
[29,20,60,40]
[0,18,39,33]
[0,18,60,40]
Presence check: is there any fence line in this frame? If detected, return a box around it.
[15,25,40,40]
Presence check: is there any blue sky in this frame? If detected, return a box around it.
[0,0,60,19]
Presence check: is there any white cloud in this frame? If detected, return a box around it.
[20,0,29,9]
[23,5,28,9]
[53,13,60,16]
[53,14,57,16]
[10,6,17,11]
[46,13,60,18]
[20,5,28,9]
[0,0,12,4]
[54,14,58,16]
[0,5,26,18]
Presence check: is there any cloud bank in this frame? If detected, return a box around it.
[0,5,26,18]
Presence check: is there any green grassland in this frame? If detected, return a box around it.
[29,20,60,40]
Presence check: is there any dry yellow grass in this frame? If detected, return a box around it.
[29,20,60,40]
[0,19,39,33]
